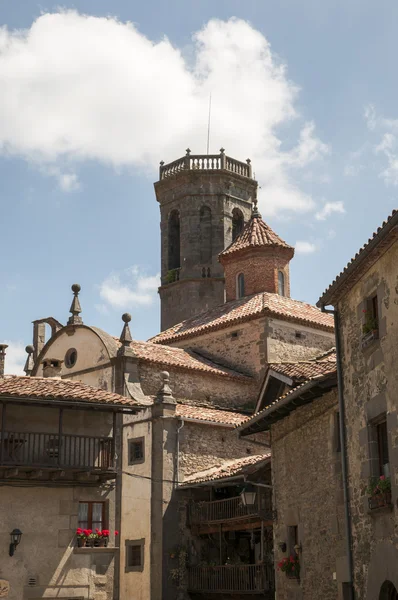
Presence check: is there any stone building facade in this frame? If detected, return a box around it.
[0,374,135,600]
[238,357,347,600]
[318,209,398,600]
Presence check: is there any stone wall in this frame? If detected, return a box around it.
[173,316,334,382]
[271,388,346,600]
[0,485,116,600]
[179,421,269,479]
[139,364,257,411]
[337,238,398,599]
[266,318,335,363]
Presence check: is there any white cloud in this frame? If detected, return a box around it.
[315,201,345,221]
[363,106,398,185]
[0,11,329,214]
[3,341,25,375]
[295,240,316,254]
[99,267,160,309]
[40,165,80,191]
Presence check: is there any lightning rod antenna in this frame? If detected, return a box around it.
[206,93,212,155]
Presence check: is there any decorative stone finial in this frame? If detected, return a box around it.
[160,160,164,166]
[246,158,251,164]
[185,148,191,156]
[68,284,83,326]
[252,191,262,219]
[155,371,176,404]
[119,313,133,346]
[220,147,225,154]
[24,345,35,376]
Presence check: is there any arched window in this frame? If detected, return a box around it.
[379,581,398,600]
[278,271,285,296]
[168,210,180,270]
[232,208,244,241]
[237,273,245,299]
[200,206,212,264]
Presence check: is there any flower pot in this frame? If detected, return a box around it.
[97,538,107,547]
[77,538,85,548]
[368,491,392,510]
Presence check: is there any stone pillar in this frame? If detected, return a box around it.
[150,372,178,600]
[0,345,8,377]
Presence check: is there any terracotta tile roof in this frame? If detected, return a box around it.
[176,403,248,426]
[124,339,251,382]
[237,370,337,433]
[220,214,293,259]
[150,292,334,344]
[318,209,398,306]
[0,375,135,406]
[180,453,271,487]
[269,350,336,383]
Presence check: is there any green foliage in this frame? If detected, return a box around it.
[366,475,391,496]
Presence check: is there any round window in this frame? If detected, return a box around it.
[65,348,77,369]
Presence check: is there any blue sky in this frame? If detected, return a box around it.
[1,0,397,373]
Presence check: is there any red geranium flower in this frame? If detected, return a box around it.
[115,530,119,536]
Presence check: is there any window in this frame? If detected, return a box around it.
[278,271,285,296]
[200,206,212,264]
[168,210,180,270]
[125,539,145,572]
[232,208,244,240]
[376,420,390,477]
[363,293,379,333]
[236,273,245,299]
[78,502,106,530]
[128,438,145,465]
[65,348,77,368]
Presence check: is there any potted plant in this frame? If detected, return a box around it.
[76,528,86,547]
[367,475,392,509]
[277,555,300,580]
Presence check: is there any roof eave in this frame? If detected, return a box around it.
[318,212,398,307]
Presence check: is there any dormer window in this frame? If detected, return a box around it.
[237,273,245,299]
[278,271,285,296]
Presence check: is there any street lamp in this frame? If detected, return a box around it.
[9,529,23,556]
[240,485,257,507]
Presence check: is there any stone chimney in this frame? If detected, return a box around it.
[0,344,8,377]
[42,358,63,379]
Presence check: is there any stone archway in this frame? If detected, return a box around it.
[379,581,398,600]
[366,543,398,599]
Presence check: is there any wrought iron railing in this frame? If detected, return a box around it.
[159,149,253,180]
[188,563,273,594]
[0,431,114,470]
[189,492,272,525]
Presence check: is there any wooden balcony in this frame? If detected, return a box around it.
[188,564,274,595]
[0,431,115,479]
[189,492,273,532]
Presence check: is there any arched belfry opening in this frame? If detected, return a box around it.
[168,210,180,270]
[200,205,212,264]
[379,581,398,600]
[232,208,244,241]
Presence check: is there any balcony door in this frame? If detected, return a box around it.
[380,581,398,600]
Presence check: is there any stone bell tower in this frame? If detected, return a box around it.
[155,148,258,330]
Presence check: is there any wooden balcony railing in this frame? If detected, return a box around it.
[188,563,273,594]
[189,492,272,526]
[0,431,114,471]
[159,149,253,180]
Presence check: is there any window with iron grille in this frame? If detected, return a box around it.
[128,437,145,465]
[125,539,145,572]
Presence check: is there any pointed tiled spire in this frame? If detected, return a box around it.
[119,313,133,346]
[67,284,83,326]
[24,345,35,376]
[155,371,176,405]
